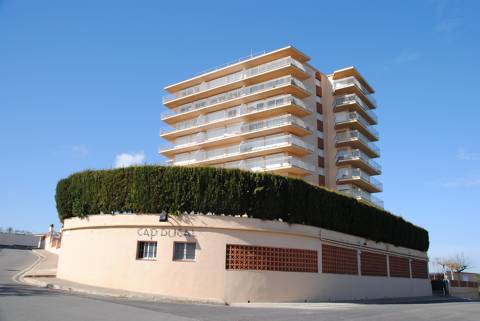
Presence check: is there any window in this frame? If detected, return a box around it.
[136,241,157,260]
[173,242,196,261]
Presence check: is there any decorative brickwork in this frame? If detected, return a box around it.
[318,175,325,186]
[225,244,318,273]
[317,120,323,131]
[411,259,428,279]
[316,103,323,114]
[360,251,387,276]
[318,138,324,149]
[318,156,325,167]
[389,255,410,278]
[322,244,358,275]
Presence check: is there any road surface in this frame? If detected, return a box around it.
[0,248,479,321]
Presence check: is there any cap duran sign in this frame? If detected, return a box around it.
[137,227,195,240]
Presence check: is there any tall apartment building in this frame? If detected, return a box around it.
[159,46,383,208]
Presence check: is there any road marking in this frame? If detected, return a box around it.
[12,249,45,285]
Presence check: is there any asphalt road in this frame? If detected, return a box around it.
[0,248,479,321]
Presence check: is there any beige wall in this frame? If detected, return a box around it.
[57,214,431,303]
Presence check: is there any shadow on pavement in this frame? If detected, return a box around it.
[0,283,58,297]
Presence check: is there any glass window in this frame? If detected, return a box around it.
[173,242,196,261]
[136,241,157,260]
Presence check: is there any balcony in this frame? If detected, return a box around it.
[161,94,312,140]
[163,57,310,107]
[335,131,380,158]
[165,46,310,94]
[336,149,381,175]
[333,76,376,108]
[221,155,315,176]
[332,67,374,94]
[161,76,311,124]
[335,112,379,141]
[160,114,312,156]
[334,94,377,124]
[338,185,384,208]
[336,168,382,193]
[171,134,314,167]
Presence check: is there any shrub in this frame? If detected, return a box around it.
[55,166,429,251]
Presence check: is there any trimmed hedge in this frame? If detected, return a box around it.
[55,166,429,251]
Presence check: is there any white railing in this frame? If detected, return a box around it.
[162,75,309,118]
[163,94,311,132]
[169,114,310,150]
[334,94,378,123]
[173,134,313,165]
[337,168,383,190]
[335,131,380,156]
[236,156,315,173]
[335,112,379,138]
[163,57,307,103]
[336,149,381,172]
[333,76,376,106]
[339,186,384,208]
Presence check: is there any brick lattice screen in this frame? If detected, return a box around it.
[322,244,358,275]
[411,259,428,279]
[225,244,318,273]
[389,255,410,278]
[360,251,388,276]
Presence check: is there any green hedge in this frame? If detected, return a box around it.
[55,166,429,251]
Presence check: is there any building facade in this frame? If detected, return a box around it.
[57,214,431,303]
[160,46,383,208]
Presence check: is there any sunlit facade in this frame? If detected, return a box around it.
[159,46,382,207]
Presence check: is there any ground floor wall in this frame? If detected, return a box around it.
[57,214,431,303]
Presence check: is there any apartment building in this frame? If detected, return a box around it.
[159,46,383,208]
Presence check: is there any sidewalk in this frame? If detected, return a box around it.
[19,249,479,307]
[23,249,58,277]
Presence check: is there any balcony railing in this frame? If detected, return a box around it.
[334,94,378,123]
[336,149,381,172]
[339,186,384,208]
[228,155,315,173]
[169,114,310,150]
[162,75,309,118]
[335,131,380,156]
[337,168,383,191]
[162,94,311,132]
[163,57,307,103]
[333,76,376,106]
[335,112,379,138]
[172,134,313,165]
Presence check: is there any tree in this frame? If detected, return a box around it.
[434,253,470,280]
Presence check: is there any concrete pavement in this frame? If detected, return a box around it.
[1,247,480,321]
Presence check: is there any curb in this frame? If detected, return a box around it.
[13,250,47,287]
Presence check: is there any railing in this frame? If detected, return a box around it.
[163,94,311,132]
[340,186,384,208]
[337,168,383,190]
[163,57,307,103]
[162,75,309,118]
[335,112,379,138]
[333,76,376,106]
[233,155,315,173]
[335,131,380,156]
[334,94,378,123]
[169,114,310,150]
[336,149,381,172]
[173,134,314,165]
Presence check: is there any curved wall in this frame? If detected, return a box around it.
[57,214,431,303]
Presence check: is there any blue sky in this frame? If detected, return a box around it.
[1,1,479,270]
